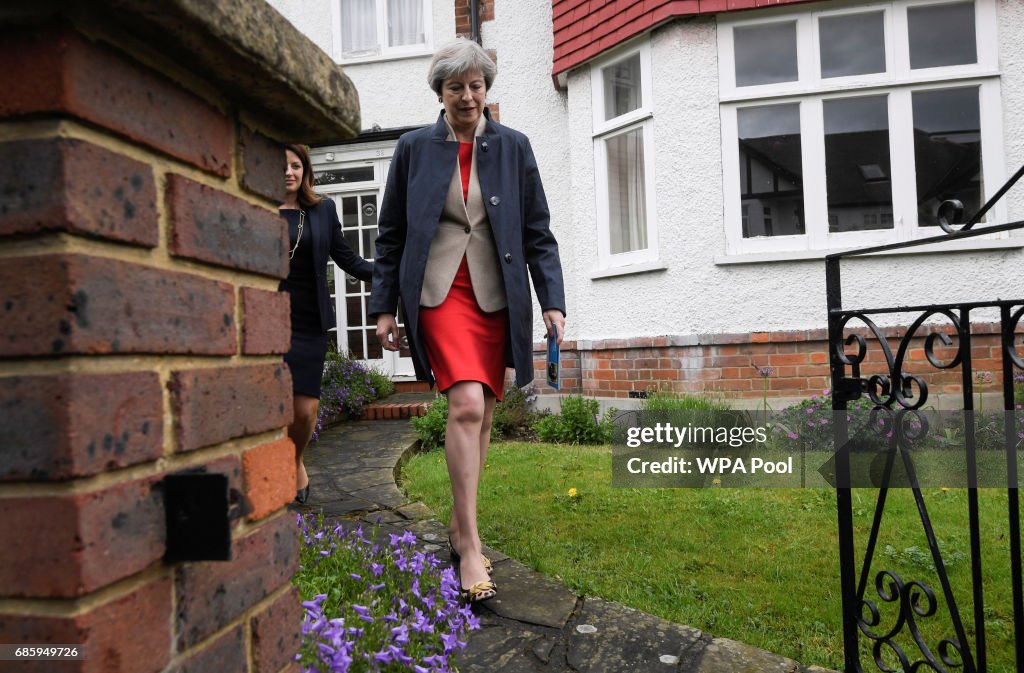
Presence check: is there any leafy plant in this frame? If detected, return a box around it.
[411,395,448,452]
[293,513,479,672]
[534,395,615,445]
[491,384,548,441]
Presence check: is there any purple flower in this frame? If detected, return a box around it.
[756,365,775,378]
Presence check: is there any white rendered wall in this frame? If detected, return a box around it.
[564,8,1024,342]
[482,0,573,344]
[267,0,456,131]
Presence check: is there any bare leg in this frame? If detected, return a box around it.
[445,381,490,590]
[289,393,320,490]
[450,391,497,541]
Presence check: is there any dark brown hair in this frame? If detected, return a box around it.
[285,143,324,209]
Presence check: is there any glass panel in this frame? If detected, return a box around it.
[347,329,365,359]
[737,104,804,237]
[365,329,383,359]
[819,11,886,78]
[913,87,982,226]
[314,166,374,186]
[387,0,424,47]
[341,196,358,228]
[734,22,798,87]
[341,0,378,56]
[605,127,648,254]
[602,54,642,121]
[326,264,336,295]
[345,295,362,325]
[824,96,893,233]
[908,2,976,69]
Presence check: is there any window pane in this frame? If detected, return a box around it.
[908,2,976,69]
[819,11,885,78]
[824,96,893,233]
[361,195,378,257]
[606,128,648,254]
[341,0,378,56]
[314,165,374,186]
[734,22,798,87]
[387,0,424,47]
[602,54,642,121]
[913,87,982,227]
[737,104,804,238]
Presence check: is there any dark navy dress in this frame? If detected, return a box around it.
[280,208,328,399]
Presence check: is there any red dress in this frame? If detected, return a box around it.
[419,141,509,400]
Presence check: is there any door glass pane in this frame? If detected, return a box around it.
[734,22,798,87]
[913,87,982,227]
[387,0,424,47]
[602,54,642,121]
[361,195,378,258]
[606,127,648,254]
[314,165,374,186]
[819,11,885,78]
[341,0,378,56]
[737,104,804,237]
[824,96,893,233]
[908,2,976,69]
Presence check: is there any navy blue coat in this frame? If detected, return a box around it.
[369,109,565,388]
[306,197,373,333]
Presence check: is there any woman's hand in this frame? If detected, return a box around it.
[542,309,565,346]
[376,314,401,352]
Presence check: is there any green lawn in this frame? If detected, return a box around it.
[401,442,1021,672]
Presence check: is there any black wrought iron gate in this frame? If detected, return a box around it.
[827,166,1024,672]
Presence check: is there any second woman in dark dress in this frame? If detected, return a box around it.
[281,144,373,504]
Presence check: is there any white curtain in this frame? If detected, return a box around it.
[387,0,423,47]
[607,128,648,254]
[341,0,378,55]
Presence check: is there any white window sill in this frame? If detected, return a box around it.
[590,260,667,279]
[338,49,433,67]
[714,236,1024,265]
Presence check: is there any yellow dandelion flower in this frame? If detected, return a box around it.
[568,487,578,498]
[941,487,949,493]
[712,478,721,486]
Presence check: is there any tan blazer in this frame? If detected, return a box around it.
[419,115,507,312]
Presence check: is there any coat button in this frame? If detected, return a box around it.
[464,225,471,233]
[481,141,489,151]
[490,196,500,206]
[504,253,512,264]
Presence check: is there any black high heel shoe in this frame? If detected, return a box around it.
[295,484,310,505]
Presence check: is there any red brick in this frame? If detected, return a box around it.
[243,439,296,521]
[0,138,157,246]
[1,577,171,673]
[0,477,164,598]
[242,287,291,354]
[751,332,770,343]
[166,174,289,278]
[175,514,298,649]
[0,26,230,176]
[239,125,285,203]
[0,372,163,481]
[768,353,810,366]
[165,625,247,673]
[168,364,293,453]
[809,351,829,364]
[0,253,236,357]
[251,586,302,673]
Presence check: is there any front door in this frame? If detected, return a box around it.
[328,189,415,377]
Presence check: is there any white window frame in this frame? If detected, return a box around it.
[591,40,659,271]
[718,0,1006,258]
[331,0,433,65]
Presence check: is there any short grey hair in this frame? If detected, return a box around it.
[427,38,497,95]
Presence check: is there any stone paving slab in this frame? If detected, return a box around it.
[301,420,839,673]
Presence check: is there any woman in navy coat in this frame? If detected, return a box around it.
[281,144,373,504]
[370,39,565,602]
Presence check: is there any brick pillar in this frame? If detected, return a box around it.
[0,2,359,672]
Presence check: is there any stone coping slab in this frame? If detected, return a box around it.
[0,0,360,142]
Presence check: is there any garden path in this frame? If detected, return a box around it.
[298,420,837,673]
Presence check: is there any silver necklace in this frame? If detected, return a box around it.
[289,210,305,259]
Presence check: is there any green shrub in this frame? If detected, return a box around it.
[412,395,448,451]
[534,395,614,445]
[366,366,395,399]
[491,384,548,441]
